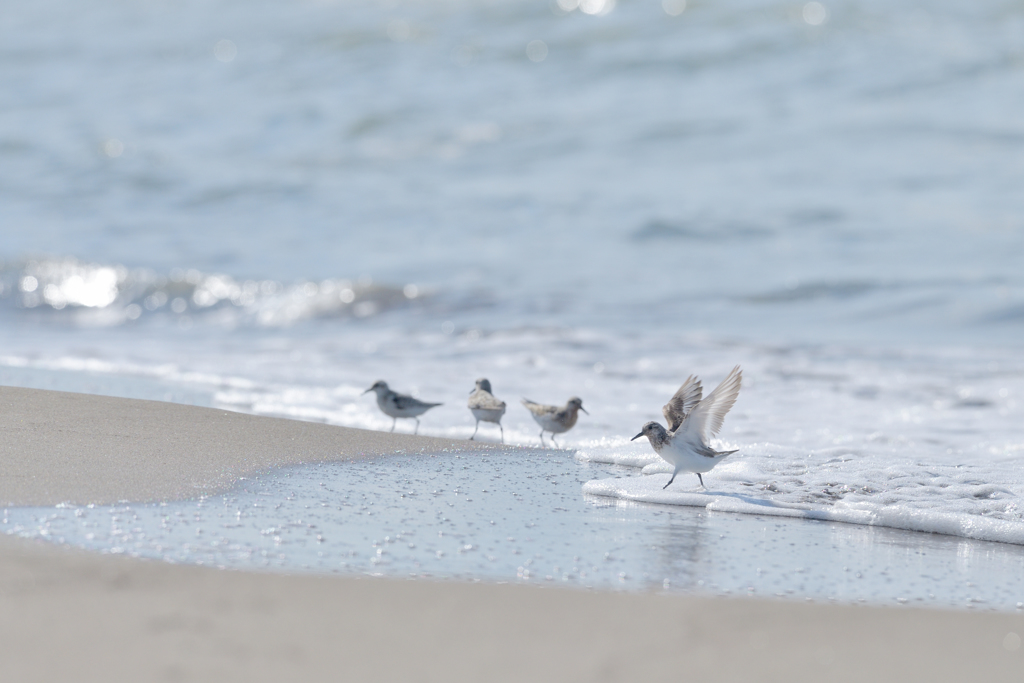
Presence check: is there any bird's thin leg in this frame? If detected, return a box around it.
[551,434,558,448]
[470,420,479,440]
[414,417,420,435]
[663,470,678,490]
[538,430,545,446]
[697,473,705,488]
[390,418,396,433]
[499,425,504,444]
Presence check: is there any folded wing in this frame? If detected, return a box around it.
[395,394,441,410]
[470,391,506,411]
[662,374,703,433]
[677,366,742,444]
[521,399,555,417]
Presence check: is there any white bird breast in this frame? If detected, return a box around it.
[471,407,504,423]
[658,438,732,474]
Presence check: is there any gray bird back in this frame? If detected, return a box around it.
[469,389,505,411]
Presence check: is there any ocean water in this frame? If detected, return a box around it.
[5,452,1024,610]
[3,0,1024,592]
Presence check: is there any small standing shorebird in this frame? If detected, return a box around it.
[521,396,587,447]
[363,380,442,434]
[631,366,742,489]
[468,378,506,443]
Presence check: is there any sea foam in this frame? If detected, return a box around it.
[583,440,1024,545]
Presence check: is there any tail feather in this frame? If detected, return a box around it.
[521,398,542,414]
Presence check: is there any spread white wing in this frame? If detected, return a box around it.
[677,366,742,444]
[662,375,702,433]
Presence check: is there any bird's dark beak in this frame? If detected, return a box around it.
[580,407,589,415]
[631,431,644,441]
[362,387,372,395]
[469,387,475,394]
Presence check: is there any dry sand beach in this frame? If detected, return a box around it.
[1,386,1022,682]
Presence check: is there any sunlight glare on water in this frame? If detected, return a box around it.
[2,0,1024,613]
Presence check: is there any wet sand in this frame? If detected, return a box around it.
[0,386,1022,681]
[0,386,498,505]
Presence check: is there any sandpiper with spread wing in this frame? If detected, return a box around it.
[521,396,587,447]
[468,378,506,442]
[631,366,742,489]
[363,380,442,434]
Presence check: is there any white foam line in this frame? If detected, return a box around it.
[582,477,1024,546]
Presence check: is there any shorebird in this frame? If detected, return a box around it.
[521,396,587,447]
[468,378,506,443]
[631,366,742,489]
[363,380,441,434]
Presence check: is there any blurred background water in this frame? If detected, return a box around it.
[2,0,1023,483]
